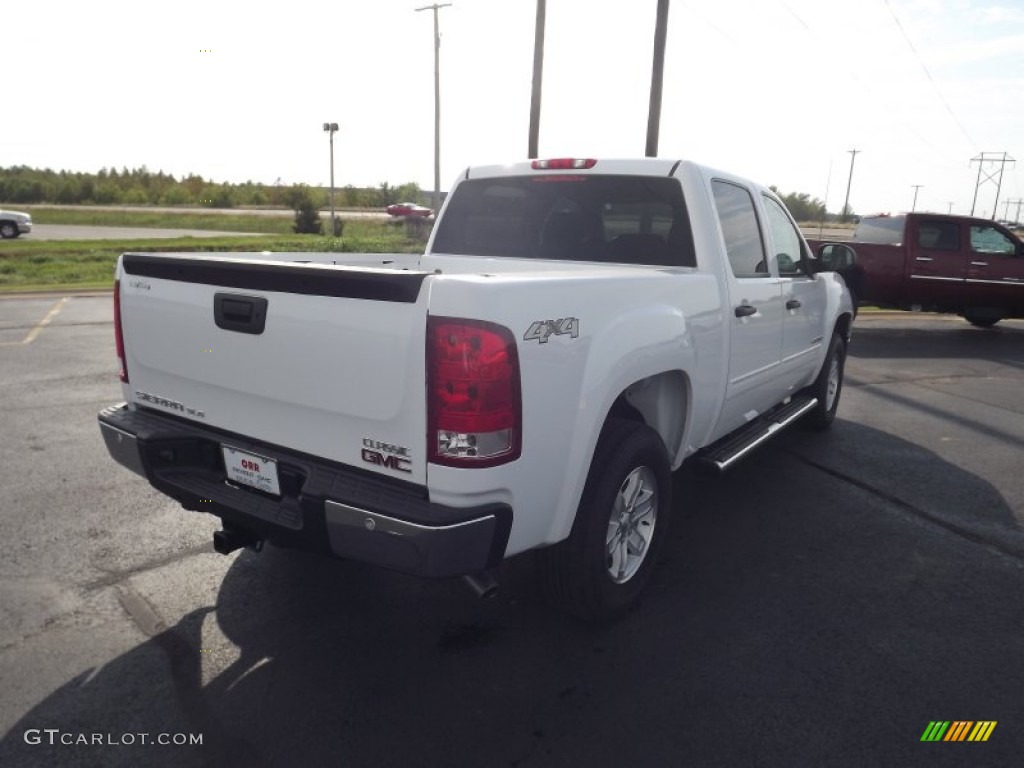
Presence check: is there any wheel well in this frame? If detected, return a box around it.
[835,313,853,343]
[605,370,689,464]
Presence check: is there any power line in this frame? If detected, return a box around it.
[765,0,965,171]
[881,0,977,150]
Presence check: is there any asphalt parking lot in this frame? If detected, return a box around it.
[0,297,1021,767]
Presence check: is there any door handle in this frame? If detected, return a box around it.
[735,304,757,318]
[970,261,988,266]
[915,256,933,262]
[786,299,801,310]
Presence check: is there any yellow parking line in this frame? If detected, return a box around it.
[0,297,69,346]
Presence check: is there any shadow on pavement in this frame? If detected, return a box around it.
[850,318,1024,369]
[2,422,1022,768]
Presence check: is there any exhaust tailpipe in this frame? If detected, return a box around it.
[462,571,499,599]
[213,526,263,555]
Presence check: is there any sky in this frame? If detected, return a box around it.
[4,0,1023,218]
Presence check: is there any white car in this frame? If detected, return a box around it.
[0,209,32,239]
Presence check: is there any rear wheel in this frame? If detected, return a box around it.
[964,313,1000,328]
[804,333,846,430]
[540,418,672,622]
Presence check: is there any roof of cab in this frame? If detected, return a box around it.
[464,157,684,179]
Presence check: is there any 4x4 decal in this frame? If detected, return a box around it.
[524,317,580,344]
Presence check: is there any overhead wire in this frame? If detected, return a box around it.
[880,0,979,151]
[770,0,967,171]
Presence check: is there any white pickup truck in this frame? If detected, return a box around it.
[98,158,855,621]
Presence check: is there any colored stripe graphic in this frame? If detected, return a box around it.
[968,722,997,742]
[944,721,972,741]
[920,721,996,742]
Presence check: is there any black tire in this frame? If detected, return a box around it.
[804,333,846,430]
[0,222,19,239]
[964,313,999,328]
[540,418,672,623]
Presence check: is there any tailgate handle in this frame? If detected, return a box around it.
[214,293,268,335]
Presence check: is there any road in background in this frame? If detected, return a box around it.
[0,302,1020,767]
[22,225,271,241]
[19,204,389,219]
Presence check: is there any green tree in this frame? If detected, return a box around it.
[288,185,323,234]
[770,186,827,222]
[160,186,190,206]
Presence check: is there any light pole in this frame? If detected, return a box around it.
[323,122,339,235]
[416,3,452,214]
[911,184,923,212]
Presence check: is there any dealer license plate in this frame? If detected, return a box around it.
[222,445,281,496]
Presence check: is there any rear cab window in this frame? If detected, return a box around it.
[431,175,697,267]
[854,215,906,244]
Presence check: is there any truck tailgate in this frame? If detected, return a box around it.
[118,253,432,484]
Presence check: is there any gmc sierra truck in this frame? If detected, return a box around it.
[807,212,1024,327]
[98,158,854,621]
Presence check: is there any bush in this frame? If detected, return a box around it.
[290,185,323,235]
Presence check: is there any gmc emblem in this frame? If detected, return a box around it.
[361,448,412,473]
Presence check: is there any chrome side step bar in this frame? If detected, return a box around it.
[695,396,818,473]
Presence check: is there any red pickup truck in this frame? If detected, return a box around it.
[807,213,1024,327]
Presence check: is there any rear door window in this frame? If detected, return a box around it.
[431,175,696,267]
[711,180,768,278]
[916,220,960,250]
[762,195,807,276]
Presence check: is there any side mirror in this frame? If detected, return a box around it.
[812,243,857,273]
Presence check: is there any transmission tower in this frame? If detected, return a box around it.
[969,152,1015,219]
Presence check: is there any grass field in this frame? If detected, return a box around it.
[25,206,305,234]
[0,220,427,292]
[0,206,861,292]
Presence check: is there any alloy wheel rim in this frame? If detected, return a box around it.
[826,354,841,410]
[606,466,658,584]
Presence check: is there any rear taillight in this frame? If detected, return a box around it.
[114,279,128,382]
[427,317,521,468]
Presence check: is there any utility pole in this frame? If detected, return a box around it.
[416,3,452,214]
[947,202,953,214]
[528,0,546,158]
[1003,198,1024,225]
[645,0,671,157]
[911,185,923,212]
[841,149,859,222]
[969,152,1015,218]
